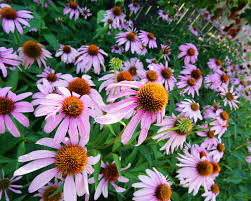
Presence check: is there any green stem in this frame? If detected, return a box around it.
[14,30,20,46]
[201,99,223,113]
[113,69,117,95]
[157,53,163,63]
[145,127,179,141]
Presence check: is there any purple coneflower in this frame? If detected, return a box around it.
[89,160,130,200]
[218,85,239,110]
[132,168,172,201]
[153,114,193,154]
[208,139,225,162]
[207,58,222,72]
[14,137,100,201]
[178,43,198,65]
[0,3,33,34]
[0,46,20,78]
[160,44,171,61]
[197,125,218,149]
[34,87,99,144]
[176,99,202,122]
[158,9,170,21]
[140,69,160,84]
[105,6,125,30]
[128,2,140,14]
[111,44,123,54]
[96,81,168,146]
[99,70,133,99]
[176,145,217,195]
[36,66,63,87]
[203,103,221,119]
[33,0,52,8]
[148,62,176,91]
[0,87,33,138]
[115,31,141,54]
[189,25,199,36]
[202,183,220,201]
[34,179,63,201]
[76,44,107,74]
[18,40,52,69]
[0,169,22,201]
[63,1,82,20]
[180,64,203,88]
[138,30,157,49]
[122,57,145,80]
[177,75,200,97]
[55,44,78,64]
[82,7,91,19]
[209,109,229,138]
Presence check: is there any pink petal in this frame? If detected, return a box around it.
[28,167,57,193]
[54,117,69,143]
[18,150,56,162]
[4,115,20,137]
[11,112,29,127]
[36,138,60,149]
[14,158,55,176]
[64,175,77,201]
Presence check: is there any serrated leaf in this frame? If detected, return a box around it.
[94,157,101,189]
[139,146,152,166]
[5,69,19,90]
[97,10,106,24]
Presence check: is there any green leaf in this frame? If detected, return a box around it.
[13,195,26,201]
[94,158,101,189]
[5,69,19,90]
[112,136,121,152]
[16,141,26,168]
[113,153,121,176]
[44,33,60,49]
[97,10,106,24]
[139,146,152,166]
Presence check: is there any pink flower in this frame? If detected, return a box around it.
[115,31,141,54]
[128,2,140,14]
[176,99,202,122]
[202,183,220,201]
[0,87,33,137]
[14,137,100,201]
[246,144,251,163]
[95,81,168,146]
[122,58,145,80]
[0,46,20,78]
[158,9,170,21]
[104,6,126,30]
[99,70,133,99]
[82,7,91,19]
[111,44,123,54]
[32,79,55,106]
[76,44,107,74]
[180,64,203,88]
[136,43,148,55]
[203,103,221,119]
[176,145,216,195]
[0,169,22,201]
[89,160,130,200]
[177,75,200,97]
[208,139,225,162]
[153,114,193,155]
[132,168,172,201]
[160,44,171,61]
[36,66,63,87]
[207,58,222,72]
[0,3,33,34]
[63,1,83,20]
[209,109,229,138]
[218,85,239,110]
[140,69,160,84]
[197,125,218,149]
[102,16,117,29]
[34,87,99,144]
[55,44,78,64]
[34,179,63,201]
[178,43,198,65]
[138,30,157,49]
[189,25,199,35]
[18,40,52,69]
[59,74,105,110]
[148,62,176,91]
